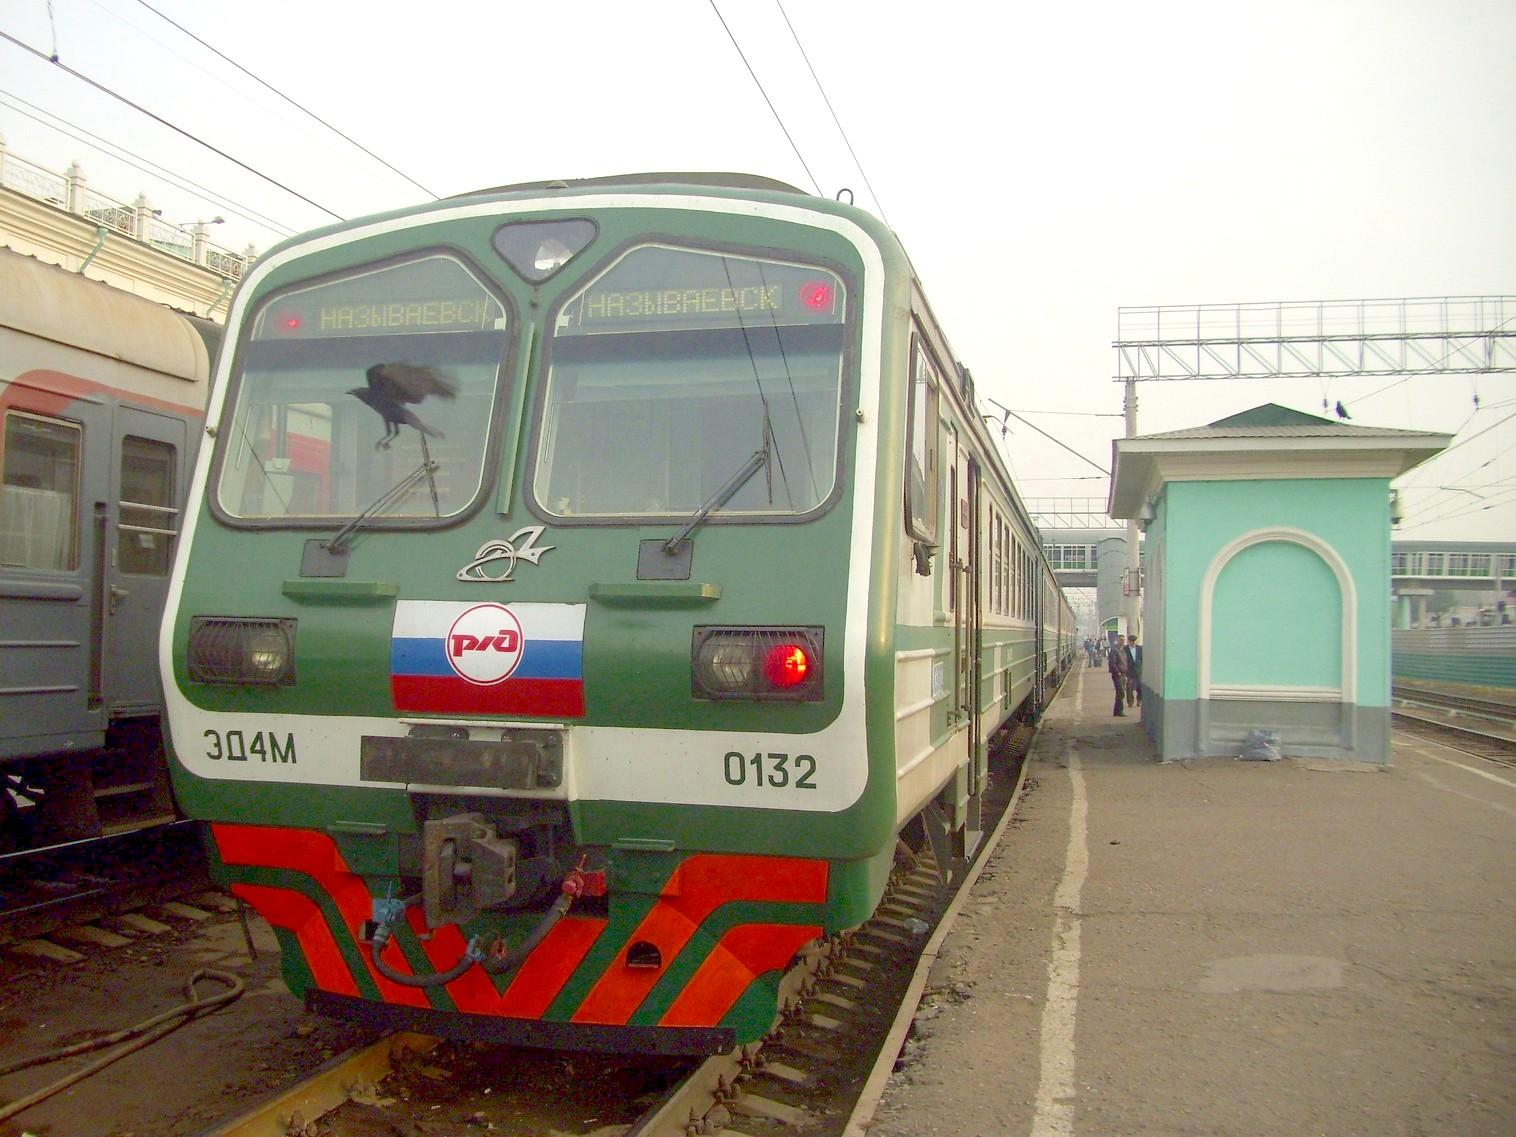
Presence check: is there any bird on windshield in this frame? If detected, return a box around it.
[349,363,459,448]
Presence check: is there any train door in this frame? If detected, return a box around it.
[964,457,983,778]
[952,444,981,734]
[0,397,111,760]
[106,406,185,716]
[1032,566,1046,714]
[945,425,965,722]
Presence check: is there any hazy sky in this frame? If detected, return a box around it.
[3,0,1513,541]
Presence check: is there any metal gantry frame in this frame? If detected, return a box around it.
[1025,498,1114,531]
[1104,294,1516,639]
[1114,296,1516,383]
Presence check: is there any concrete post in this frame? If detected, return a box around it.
[1123,377,1142,639]
[132,194,153,242]
[65,161,86,214]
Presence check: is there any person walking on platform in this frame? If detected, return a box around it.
[1125,635,1143,707]
[1108,633,1130,716]
[1084,636,1096,667]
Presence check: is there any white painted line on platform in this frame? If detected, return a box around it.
[1030,669,1090,1137]
[1394,732,1516,791]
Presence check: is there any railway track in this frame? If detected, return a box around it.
[0,819,210,949]
[1390,684,1516,768]
[191,712,1050,1137]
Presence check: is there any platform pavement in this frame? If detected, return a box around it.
[868,661,1516,1137]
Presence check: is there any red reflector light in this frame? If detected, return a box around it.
[765,644,811,688]
[691,626,823,701]
[800,281,834,311]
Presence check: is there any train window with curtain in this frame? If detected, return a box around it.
[996,515,1007,615]
[217,255,510,523]
[1,412,80,571]
[119,437,176,576]
[905,338,939,543]
[1013,539,1023,619]
[990,515,1000,614]
[534,243,849,520]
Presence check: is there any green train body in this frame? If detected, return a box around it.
[162,175,1076,1053]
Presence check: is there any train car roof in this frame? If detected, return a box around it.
[452,172,809,197]
[0,248,215,383]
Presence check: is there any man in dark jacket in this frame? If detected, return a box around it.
[1125,636,1143,707]
[1108,634,1129,716]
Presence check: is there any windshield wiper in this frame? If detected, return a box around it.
[326,459,439,555]
[662,446,769,555]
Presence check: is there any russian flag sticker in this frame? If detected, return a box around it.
[391,601,586,718]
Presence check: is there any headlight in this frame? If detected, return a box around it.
[188,617,297,686]
[692,626,823,701]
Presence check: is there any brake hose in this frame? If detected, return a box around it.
[366,894,483,989]
[365,866,601,987]
[480,890,573,975]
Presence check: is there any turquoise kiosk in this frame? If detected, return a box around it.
[1108,405,1449,763]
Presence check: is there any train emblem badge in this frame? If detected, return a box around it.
[456,525,556,582]
[390,600,586,717]
[445,603,525,685]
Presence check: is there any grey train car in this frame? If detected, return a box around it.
[1,250,217,849]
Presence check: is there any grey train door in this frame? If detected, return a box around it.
[0,392,112,760]
[106,405,185,716]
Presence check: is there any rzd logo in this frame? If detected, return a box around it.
[445,603,525,685]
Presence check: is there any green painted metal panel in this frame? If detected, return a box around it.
[1394,653,1516,687]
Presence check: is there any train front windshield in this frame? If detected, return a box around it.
[214,255,509,522]
[532,244,848,520]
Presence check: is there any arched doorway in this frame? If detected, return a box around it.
[1198,528,1356,756]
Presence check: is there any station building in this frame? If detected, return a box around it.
[1108,404,1449,763]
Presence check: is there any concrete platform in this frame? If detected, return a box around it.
[870,662,1516,1137]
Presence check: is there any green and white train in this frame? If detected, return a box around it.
[161,174,1076,1054]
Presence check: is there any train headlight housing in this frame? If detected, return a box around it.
[692,627,823,701]
[188,617,297,686]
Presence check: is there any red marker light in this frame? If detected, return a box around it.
[765,643,811,688]
[280,313,302,332]
[799,281,834,311]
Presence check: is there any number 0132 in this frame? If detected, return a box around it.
[723,751,817,790]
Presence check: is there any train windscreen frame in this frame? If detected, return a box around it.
[213,254,512,526]
[529,242,851,523]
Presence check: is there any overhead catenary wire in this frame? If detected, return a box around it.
[985,398,1111,477]
[706,0,821,196]
[1394,405,1516,523]
[0,28,345,222]
[0,87,298,237]
[1399,484,1516,528]
[1006,415,1127,424]
[1398,485,1516,530]
[774,0,889,225]
[130,0,440,201]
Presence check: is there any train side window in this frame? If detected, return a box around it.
[1002,524,1010,615]
[905,339,939,545]
[119,436,176,576]
[1,412,81,571]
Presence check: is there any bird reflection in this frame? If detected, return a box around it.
[349,363,459,448]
